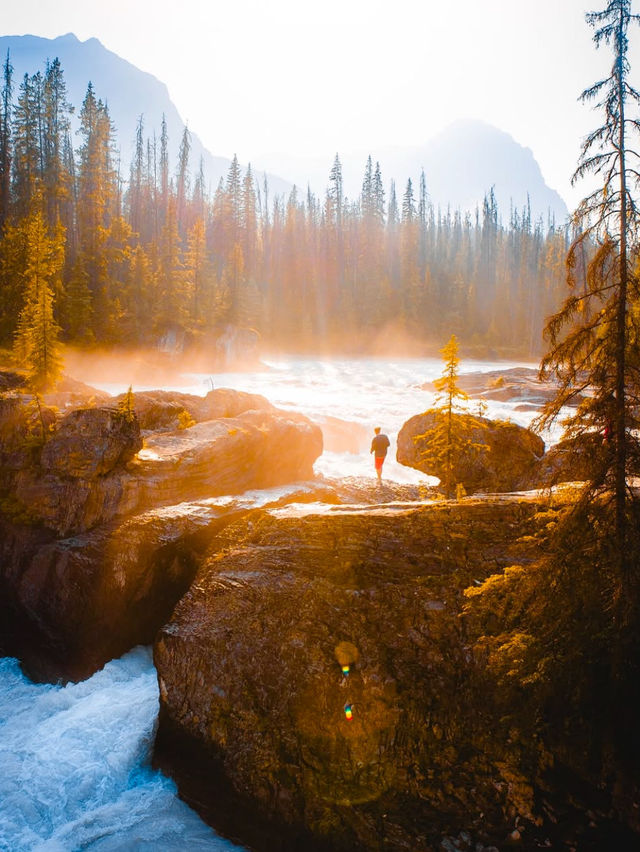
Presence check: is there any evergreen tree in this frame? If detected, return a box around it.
[536,0,640,621]
[328,153,343,228]
[12,72,43,217]
[175,124,191,230]
[75,82,118,339]
[402,178,415,222]
[13,205,64,389]
[42,58,73,227]
[0,50,12,230]
[418,335,486,498]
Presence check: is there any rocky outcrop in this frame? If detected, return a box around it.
[41,406,142,477]
[2,391,322,536]
[112,387,273,431]
[397,411,545,493]
[0,483,333,681]
[421,367,571,408]
[154,497,543,852]
[7,406,142,535]
[134,407,323,509]
[0,387,325,678]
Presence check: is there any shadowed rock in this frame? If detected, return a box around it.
[40,407,142,477]
[154,497,542,851]
[0,389,325,679]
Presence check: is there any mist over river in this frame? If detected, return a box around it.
[1,355,549,851]
[98,354,549,483]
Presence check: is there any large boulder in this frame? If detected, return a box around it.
[0,396,38,474]
[154,498,543,852]
[135,407,323,508]
[397,411,545,493]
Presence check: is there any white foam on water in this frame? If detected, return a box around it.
[0,648,243,852]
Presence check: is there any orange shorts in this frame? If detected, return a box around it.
[374,456,385,471]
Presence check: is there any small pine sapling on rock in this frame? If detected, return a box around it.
[417,334,488,498]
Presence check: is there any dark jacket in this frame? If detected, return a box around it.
[370,433,390,458]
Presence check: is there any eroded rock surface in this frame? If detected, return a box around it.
[0,387,325,678]
[0,483,333,681]
[397,411,545,493]
[154,497,542,851]
[2,391,322,536]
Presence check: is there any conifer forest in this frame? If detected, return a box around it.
[0,54,571,359]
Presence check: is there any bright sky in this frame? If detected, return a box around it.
[0,0,628,208]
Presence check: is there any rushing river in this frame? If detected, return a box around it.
[0,648,242,851]
[98,354,545,483]
[1,355,543,851]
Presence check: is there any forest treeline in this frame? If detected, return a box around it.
[0,54,572,356]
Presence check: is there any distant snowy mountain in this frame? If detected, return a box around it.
[0,33,292,196]
[261,121,569,225]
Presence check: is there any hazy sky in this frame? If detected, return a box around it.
[1,0,628,207]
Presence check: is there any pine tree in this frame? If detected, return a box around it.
[75,82,118,339]
[117,384,135,422]
[42,58,73,228]
[12,72,43,217]
[418,335,486,498]
[159,114,169,227]
[175,124,191,230]
[328,153,343,228]
[536,0,640,620]
[184,216,212,326]
[0,50,12,230]
[13,205,64,390]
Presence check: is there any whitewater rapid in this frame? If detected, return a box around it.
[96,354,550,484]
[0,648,243,851]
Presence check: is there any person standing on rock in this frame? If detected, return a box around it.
[370,427,390,483]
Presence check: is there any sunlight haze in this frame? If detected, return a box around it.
[0,0,627,210]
